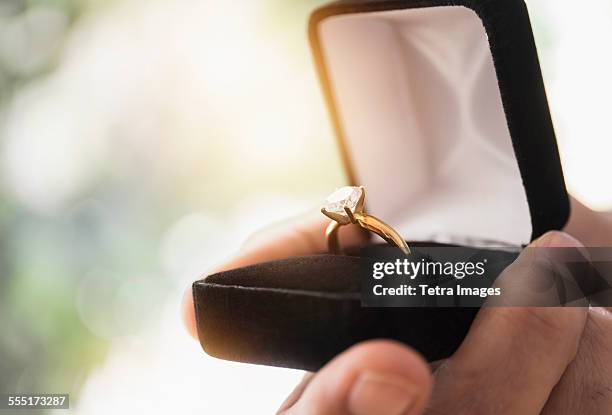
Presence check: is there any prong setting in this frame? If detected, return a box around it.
[344,206,357,223]
[356,186,366,213]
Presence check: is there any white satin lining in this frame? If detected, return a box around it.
[319,6,531,246]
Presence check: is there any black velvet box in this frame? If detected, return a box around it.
[193,0,570,372]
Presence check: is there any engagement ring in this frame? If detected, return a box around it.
[321,186,411,255]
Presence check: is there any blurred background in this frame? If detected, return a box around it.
[0,0,611,413]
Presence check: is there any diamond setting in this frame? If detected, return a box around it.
[321,186,363,220]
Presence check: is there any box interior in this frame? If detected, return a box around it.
[318,6,532,246]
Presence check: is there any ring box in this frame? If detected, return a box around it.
[193,0,570,371]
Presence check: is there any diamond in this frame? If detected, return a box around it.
[322,186,363,218]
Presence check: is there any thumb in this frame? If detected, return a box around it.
[427,231,588,414]
[279,340,432,415]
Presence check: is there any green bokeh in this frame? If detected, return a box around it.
[0,0,337,407]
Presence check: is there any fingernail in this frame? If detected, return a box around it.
[347,371,417,415]
[533,231,590,263]
[533,231,583,248]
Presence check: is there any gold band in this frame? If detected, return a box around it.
[321,186,411,255]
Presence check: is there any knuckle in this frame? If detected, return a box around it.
[502,307,585,344]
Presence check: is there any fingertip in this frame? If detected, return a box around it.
[533,231,584,248]
[343,341,432,415]
[285,340,432,415]
[337,340,433,389]
[181,286,199,340]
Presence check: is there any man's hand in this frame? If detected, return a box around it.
[183,204,612,414]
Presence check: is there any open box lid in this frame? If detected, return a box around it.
[309,0,570,246]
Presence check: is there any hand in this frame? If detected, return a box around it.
[182,212,368,339]
[182,203,612,414]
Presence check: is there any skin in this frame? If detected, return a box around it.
[182,196,612,414]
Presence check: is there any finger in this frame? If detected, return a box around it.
[277,373,315,413]
[564,197,612,307]
[427,231,588,414]
[487,231,590,308]
[542,307,612,414]
[279,340,432,415]
[224,212,367,272]
[182,211,368,338]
